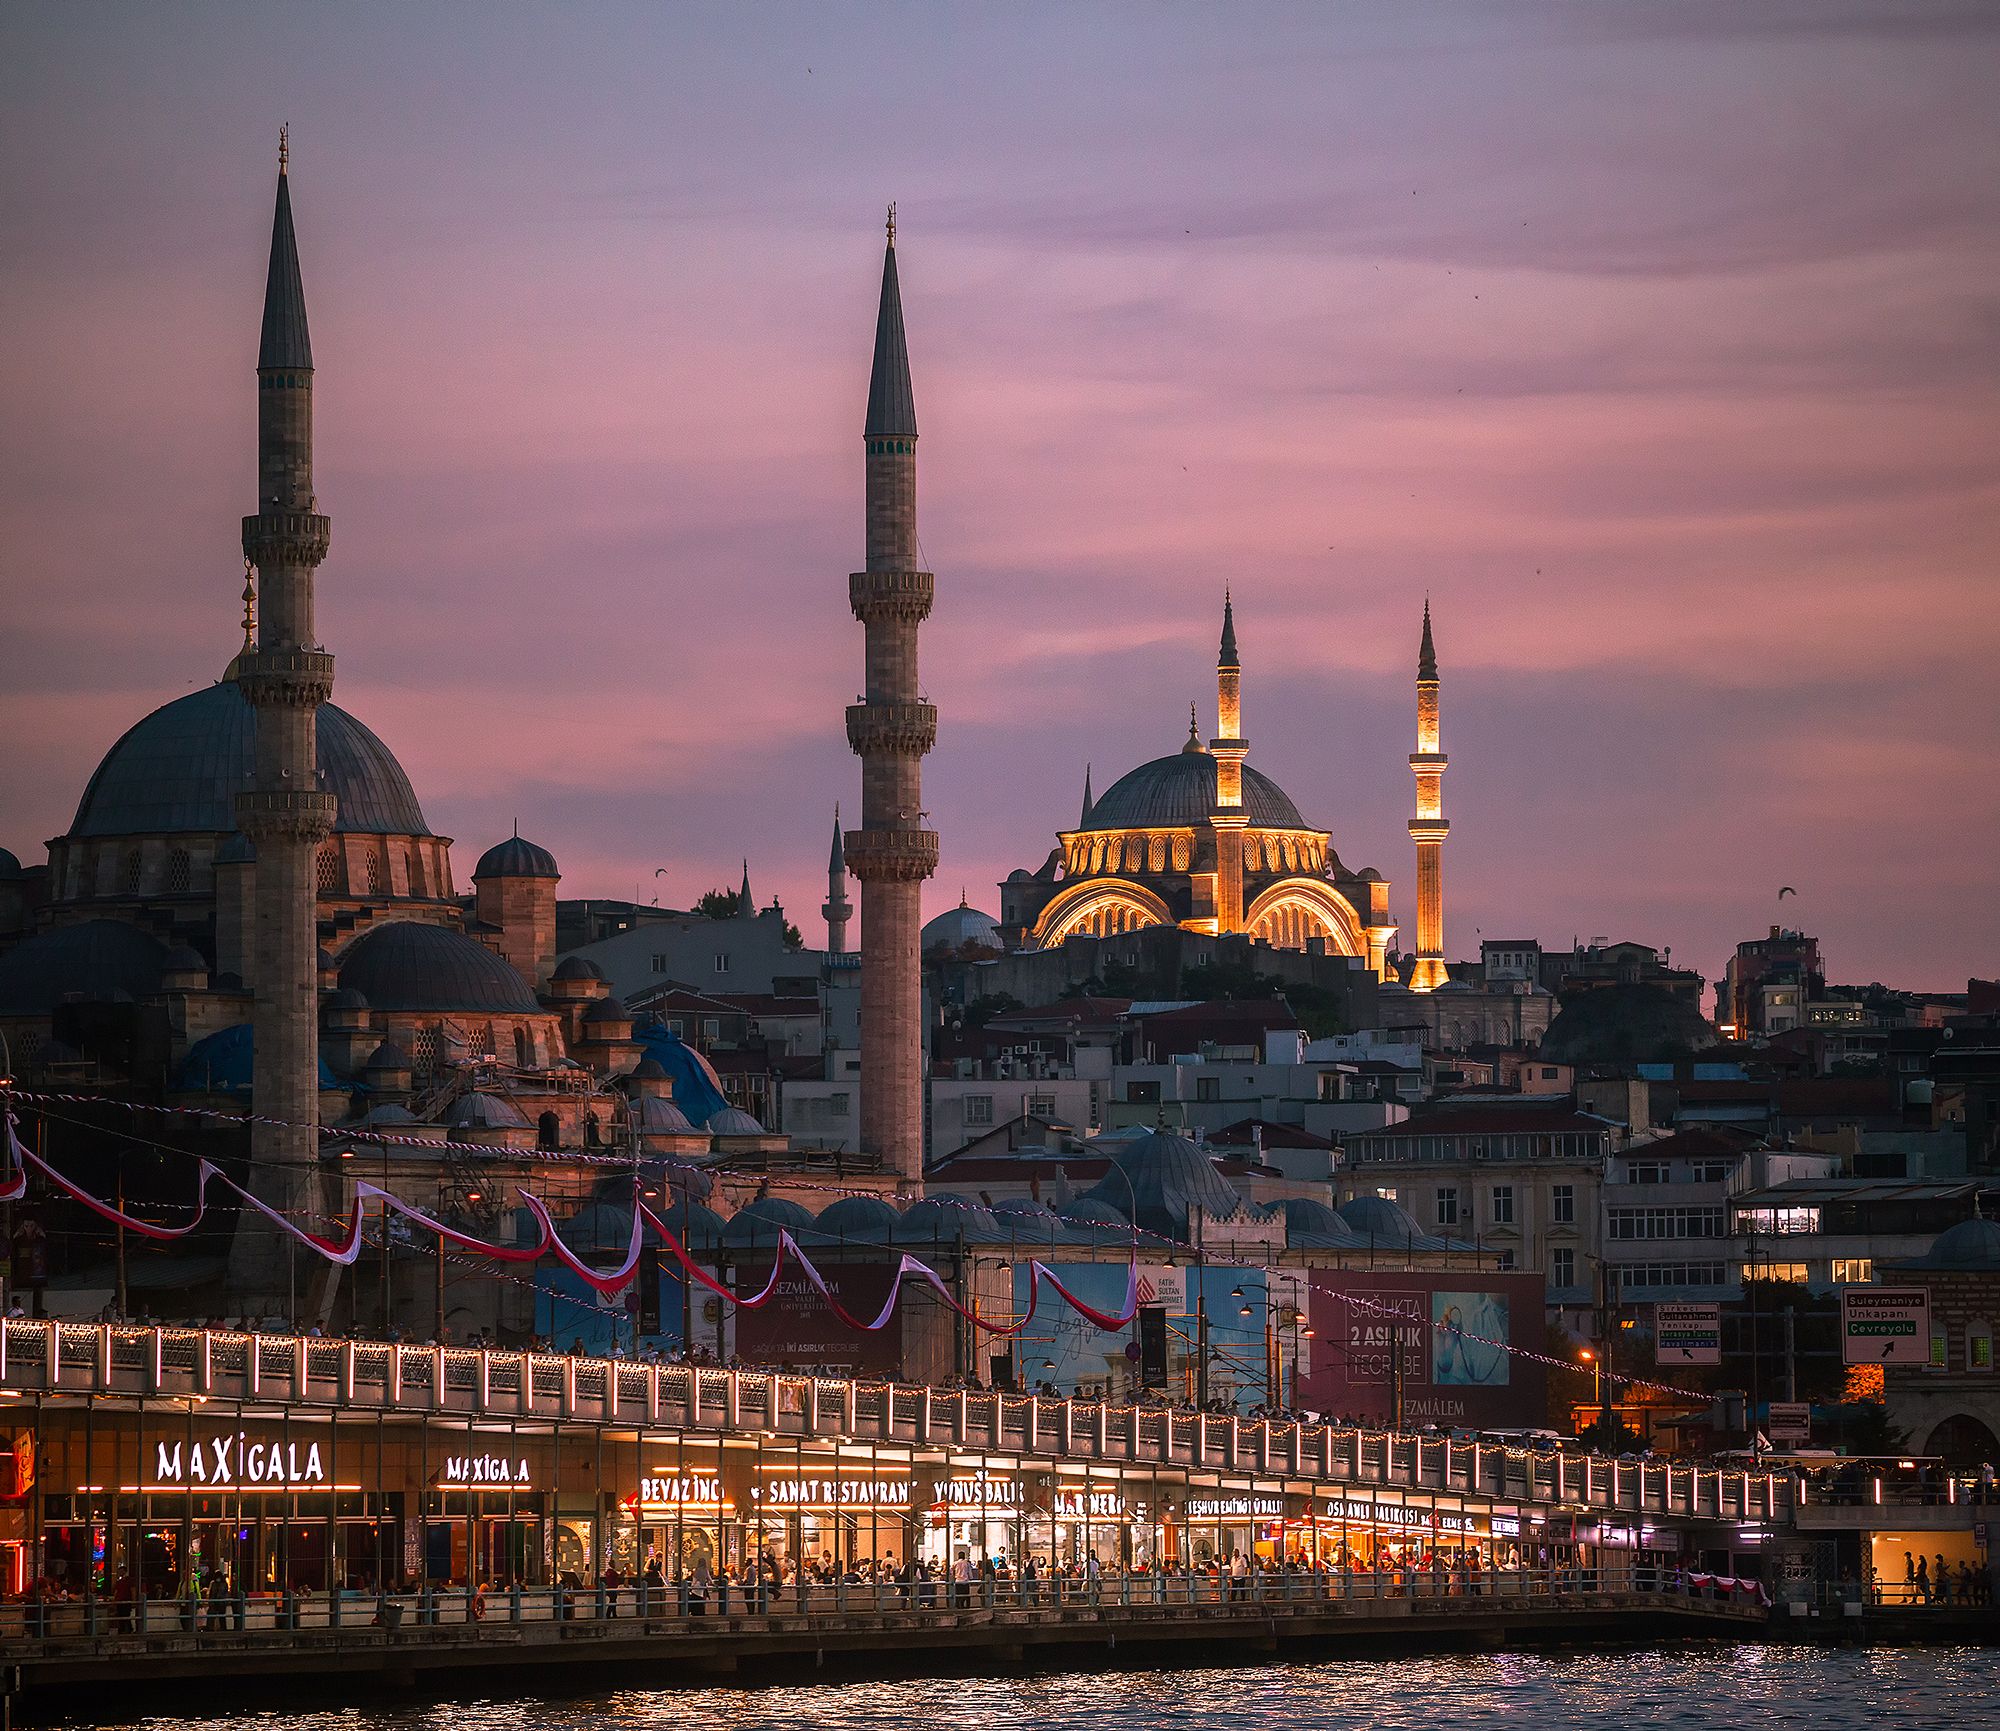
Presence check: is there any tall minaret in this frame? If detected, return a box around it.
[1209,590,1249,932]
[230,131,336,1303]
[822,807,853,954]
[844,207,938,1187]
[1407,599,1450,991]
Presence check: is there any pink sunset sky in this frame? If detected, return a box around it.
[2,3,1995,993]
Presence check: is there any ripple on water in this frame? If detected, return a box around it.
[110,1646,2000,1731]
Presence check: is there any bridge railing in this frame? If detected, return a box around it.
[0,1565,1764,1653]
[0,1321,1791,1525]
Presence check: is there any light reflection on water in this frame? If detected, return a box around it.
[118,1646,1997,1731]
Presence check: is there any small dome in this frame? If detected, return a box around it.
[654,1199,726,1249]
[337,920,540,1013]
[473,835,560,880]
[1081,750,1305,832]
[1914,1217,2000,1270]
[637,1095,696,1133]
[705,1105,766,1135]
[893,1197,1013,1245]
[449,1091,531,1130]
[631,1057,670,1080]
[355,1102,421,1126]
[922,900,1002,953]
[1357,867,1384,883]
[162,944,209,975]
[813,1196,903,1241]
[322,986,369,1012]
[216,832,256,865]
[0,847,23,877]
[551,955,604,983]
[1339,1194,1427,1245]
[0,919,169,1016]
[583,995,633,1024]
[363,1039,411,1071]
[721,1196,818,1245]
[1082,1129,1245,1239]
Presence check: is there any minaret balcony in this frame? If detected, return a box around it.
[235,787,338,843]
[1408,818,1451,842]
[242,510,332,568]
[848,569,935,623]
[1409,751,1448,771]
[235,648,336,707]
[846,701,937,757]
[842,827,939,884]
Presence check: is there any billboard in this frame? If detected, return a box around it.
[732,1262,905,1377]
[1656,1302,1723,1366]
[1841,1287,1931,1365]
[1300,1270,1547,1431]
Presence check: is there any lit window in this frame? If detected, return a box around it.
[1831,1258,1874,1286]
[1969,1328,1993,1372]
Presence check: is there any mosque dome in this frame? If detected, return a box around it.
[1081,751,1304,832]
[551,955,604,983]
[0,847,21,877]
[0,919,169,1015]
[1906,1217,2000,1271]
[813,1196,903,1241]
[705,1105,766,1135]
[922,897,1001,953]
[473,836,560,880]
[67,681,430,839]
[636,1095,696,1133]
[1338,1194,1428,1245]
[337,920,540,1013]
[1082,1129,1245,1239]
[721,1196,817,1245]
[449,1091,531,1130]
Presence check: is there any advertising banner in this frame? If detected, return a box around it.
[1301,1269,1547,1430]
[1656,1302,1723,1366]
[1840,1287,1930,1365]
[733,1262,906,1376]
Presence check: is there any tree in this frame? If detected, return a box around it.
[1833,1398,1908,1456]
[1575,1416,1646,1455]
[1180,959,1275,1001]
[1279,982,1350,1040]
[781,919,804,951]
[962,993,1025,1028]
[696,886,746,920]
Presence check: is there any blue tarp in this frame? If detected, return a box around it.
[174,1021,343,1094]
[631,1019,731,1126]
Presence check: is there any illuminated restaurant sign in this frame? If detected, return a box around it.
[1320,1498,1477,1534]
[763,1477,912,1510]
[154,1434,325,1487]
[640,1473,724,1507]
[942,1476,1020,1509]
[1185,1495,1283,1520]
[1053,1489,1125,1521]
[440,1453,532,1487]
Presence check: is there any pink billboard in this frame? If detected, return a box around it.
[1300,1269,1547,1431]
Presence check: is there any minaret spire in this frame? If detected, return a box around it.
[846,214,938,1188]
[1209,591,1250,931]
[739,857,754,914]
[823,807,853,955]
[1080,764,1094,826]
[228,143,337,1308]
[1408,599,1450,992]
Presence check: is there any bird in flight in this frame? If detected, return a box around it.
[1778,886,1797,900]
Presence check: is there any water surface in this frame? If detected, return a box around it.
[115,1646,1995,1731]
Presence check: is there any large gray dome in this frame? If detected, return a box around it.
[69,681,430,839]
[337,920,539,1013]
[1082,752,1304,832]
[0,919,169,1015]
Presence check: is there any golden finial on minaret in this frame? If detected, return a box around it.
[278,123,289,174]
[886,202,896,246]
[240,557,257,652]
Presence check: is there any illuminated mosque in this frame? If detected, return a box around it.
[997,595,1452,989]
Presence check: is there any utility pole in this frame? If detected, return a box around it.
[1783,1303,1797,1404]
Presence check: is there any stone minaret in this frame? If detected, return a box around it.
[1209,591,1249,932]
[844,208,938,1188]
[822,807,853,954]
[1407,600,1450,991]
[230,133,336,1303]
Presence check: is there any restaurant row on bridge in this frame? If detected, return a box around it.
[0,1321,1789,1602]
